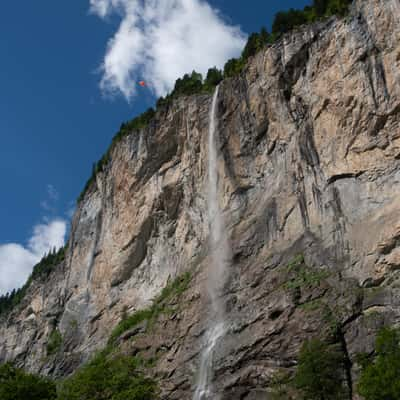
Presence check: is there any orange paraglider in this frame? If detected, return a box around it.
[139,81,146,87]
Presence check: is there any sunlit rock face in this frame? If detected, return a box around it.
[1,0,400,398]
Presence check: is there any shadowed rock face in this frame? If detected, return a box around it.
[1,0,400,398]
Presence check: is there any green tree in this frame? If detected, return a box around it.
[172,71,203,96]
[223,58,244,78]
[241,29,269,60]
[326,0,352,16]
[270,370,292,399]
[313,0,329,17]
[46,329,63,356]
[272,9,308,36]
[358,327,400,400]
[57,352,157,400]
[242,33,265,60]
[271,0,351,39]
[259,27,269,47]
[204,67,223,91]
[294,339,345,400]
[0,363,56,400]
[156,95,170,108]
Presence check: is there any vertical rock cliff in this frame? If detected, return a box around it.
[1,0,400,398]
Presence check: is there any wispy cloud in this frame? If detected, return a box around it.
[90,0,246,100]
[65,201,76,219]
[0,185,67,295]
[40,184,60,214]
[47,184,59,202]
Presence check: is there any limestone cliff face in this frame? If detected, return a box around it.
[1,0,400,398]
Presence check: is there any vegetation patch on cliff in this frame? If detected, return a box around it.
[283,254,330,292]
[109,271,192,345]
[46,329,63,356]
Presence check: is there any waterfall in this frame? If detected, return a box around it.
[193,86,231,400]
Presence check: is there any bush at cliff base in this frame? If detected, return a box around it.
[358,327,400,400]
[0,363,57,400]
[294,339,345,400]
[57,352,157,400]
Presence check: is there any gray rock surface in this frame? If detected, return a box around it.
[1,0,400,398]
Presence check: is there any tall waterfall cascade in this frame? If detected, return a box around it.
[193,86,231,400]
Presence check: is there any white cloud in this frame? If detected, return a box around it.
[28,220,66,257]
[65,202,76,219]
[40,184,60,213]
[47,184,59,201]
[0,219,67,295]
[90,0,246,99]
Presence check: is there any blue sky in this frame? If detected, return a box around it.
[0,0,310,294]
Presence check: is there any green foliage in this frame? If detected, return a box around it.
[0,352,156,400]
[355,352,372,370]
[294,339,345,400]
[69,319,78,329]
[108,309,153,345]
[223,27,269,79]
[298,299,323,312]
[223,58,245,78]
[156,71,203,108]
[157,271,191,303]
[241,28,269,60]
[314,0,330,16]
[314,0,351,17]
[284,254,330,290]
[272,9,309,36]
[32,246,66,281]
[271,0,352,38]
[286,254,305,270]
[0,246,66,317]
[173,71,203,96]
[270,370,292,399]
[325,0,353,16]
[0,363,57,400]
[322,306,341,338]
[46,329,63,356]
[157,68,223,107]
[57,353,157,400]
[203,67,224,92]
[358,327,400,400]
[109,271,191,345]
[285,268,330,290]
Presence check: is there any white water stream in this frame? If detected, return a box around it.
[193,86,231,400]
